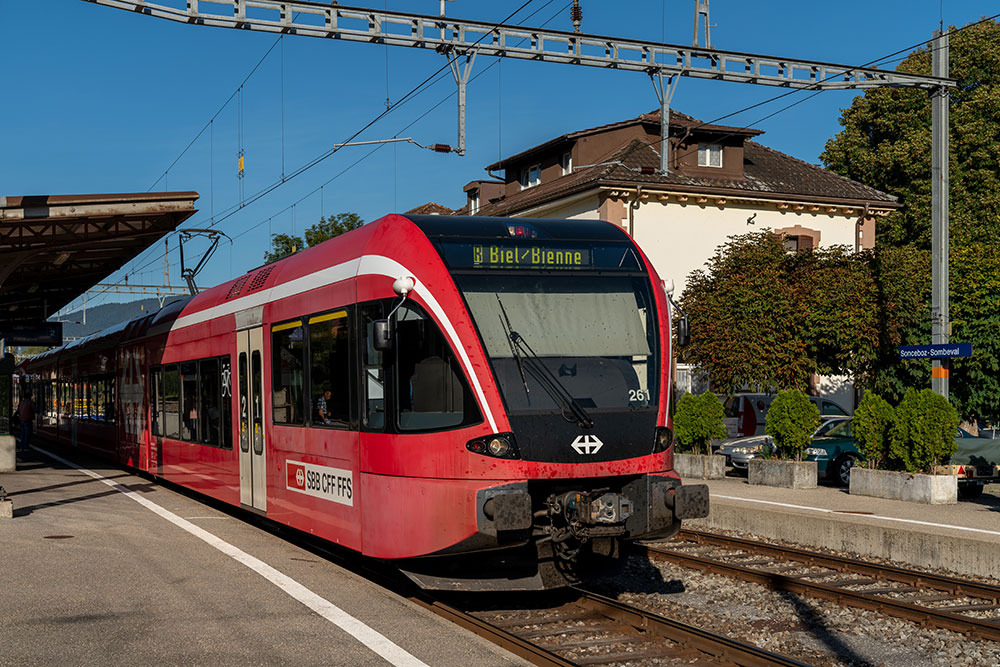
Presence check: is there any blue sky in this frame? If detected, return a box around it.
[2,0,995,314]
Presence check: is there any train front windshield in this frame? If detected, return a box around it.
[455,273,660,418]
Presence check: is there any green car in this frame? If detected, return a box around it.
[803,417,863,486]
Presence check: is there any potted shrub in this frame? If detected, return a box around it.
[673,392,727,479]
[850,389,959,504]
[748,389,819,488]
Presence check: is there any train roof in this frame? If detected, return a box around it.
[403,215,631,242]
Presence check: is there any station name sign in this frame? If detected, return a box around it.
[898,343,973,360]
[0,322,62,346]
[472,244,592,269]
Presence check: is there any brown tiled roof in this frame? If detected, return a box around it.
[485,109,762,172]
[405,202,455,215]
[477,135,898,217]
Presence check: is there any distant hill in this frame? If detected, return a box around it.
[55,297,186,340]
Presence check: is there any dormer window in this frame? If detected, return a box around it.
[520,164,541,189]
[698,143,723,168]
[469,191,480,215]
[561,152,572,175]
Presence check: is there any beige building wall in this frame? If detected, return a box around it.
[627,199,859,296]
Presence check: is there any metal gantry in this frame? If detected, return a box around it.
[84,0,959,397]
[85,1,950,91]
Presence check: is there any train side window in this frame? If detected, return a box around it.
[394,304,481,431]
[180,361,199,441]
[108,376,115,424]
[151,368,162,436]
[251,350,264,455]
[163,364,180,438]
[360,304,385,430]
[238,353,249,453]
[309,310,351,428]
[200,358,221,447]
[272,320,305,425]
[220,355,233,450]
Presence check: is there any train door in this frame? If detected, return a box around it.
[237,326,267,512]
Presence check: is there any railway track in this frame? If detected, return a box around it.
[424,588,812,666]
[640,529,1000,643]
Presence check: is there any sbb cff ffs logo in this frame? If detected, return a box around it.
[286,460,354,506]
[571,435,604,455]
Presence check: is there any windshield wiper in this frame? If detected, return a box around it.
[496,295,530,399]
[495,295,594,428]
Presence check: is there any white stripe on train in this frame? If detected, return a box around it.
[157,254,499,433]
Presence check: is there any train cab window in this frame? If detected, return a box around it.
[163,365,180,438]
[199,358,221,446]
[151,368,163,436]
[180,361,199,441]
[395,304,481,431]
[309,310,351,428]
[272,320,305,425]
[360,305,385,430]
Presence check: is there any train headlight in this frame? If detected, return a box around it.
[653,427,673,453]
[488,438,510,457]
[466,433,520,459]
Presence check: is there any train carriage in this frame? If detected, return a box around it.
[18,214,708,590]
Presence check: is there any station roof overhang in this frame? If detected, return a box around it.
[0,191,199,329]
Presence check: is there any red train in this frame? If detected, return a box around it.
[16,215,708,590]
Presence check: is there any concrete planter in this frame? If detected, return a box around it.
[0,435,14,473]
[849,467,957,505]
[674,453,726,480]
[748,458,817,489]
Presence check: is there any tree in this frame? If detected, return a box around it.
[852,392,895,469]
[263,233,304,264]
[680,232,812,393]
[889,388,959,473]
[821,19,1000,425]
[765,389,820,461]
[822,20,1000,249]
[263,212,365,263]
[673,391,727,455]
[304,212,364,247]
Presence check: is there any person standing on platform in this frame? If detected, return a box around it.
[17,393,35,452]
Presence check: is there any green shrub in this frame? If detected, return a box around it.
[765,390,820,460]
[853,392,895,469]
[889,389,959,473]
[674,391,727,455]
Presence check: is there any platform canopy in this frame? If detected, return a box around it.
[0,192,198,332]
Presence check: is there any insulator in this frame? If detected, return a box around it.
[571,1,582,32]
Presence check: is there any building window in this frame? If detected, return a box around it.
[561,152,572,175]
[783,235,814,252]
[697,143,723,168]
[469,191,480,215]
[520,164,541,189]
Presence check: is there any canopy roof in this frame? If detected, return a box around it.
[0,191,198,328]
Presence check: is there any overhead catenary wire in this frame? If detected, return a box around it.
[78,0,553,304]
[79,3,990,313]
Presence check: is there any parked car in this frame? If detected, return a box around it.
[716,433,774,473]
[719,415,860,483]
[803,417,863,487]
[722,393,851,439]
[948,427,1000,499]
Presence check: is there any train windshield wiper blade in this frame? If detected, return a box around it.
[511,332,594,429]
[494,294,594,428]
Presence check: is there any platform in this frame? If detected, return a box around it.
[0,445,527,667]
[682,474,1000,580]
